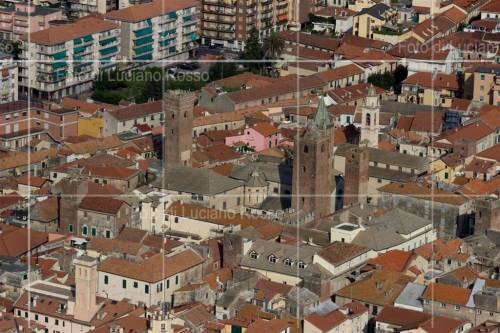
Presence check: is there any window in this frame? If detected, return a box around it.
[166,279,170,289]
[105,230,111,239]
[55,319,59,326]
[91,227,97,237]
[133,281,138,288]
[303,145,308,153]
[250,251,258,259]
[45,317,48,323]
[440,303,446,308]
[268,254,278,263]
[104,275,109,284]
[122,279,127,289]
[81,225,88,236]
[175,217,179,223]
[145,285,149,294]
[454,305,460,311]
[298,261,305,269]
[68,224,73,232]
[284,258,292,266]
[35,314,38,321]
[157,283,162,293]
[175,276,179,284]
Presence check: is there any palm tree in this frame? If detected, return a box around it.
[263,32,285,60]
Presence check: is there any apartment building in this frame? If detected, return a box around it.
[201,0,289,51]
[0,100,78,150]
[473,66,500,106]
[106,0,198,62]
[0,2,62,40]
[19,16,120,101]
[63,0,115,19]
[0,55,18,104]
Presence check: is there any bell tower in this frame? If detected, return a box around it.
[292,97,334,219]
[163,90,195,167]
[360,85,380,148]
[73,256,100,322]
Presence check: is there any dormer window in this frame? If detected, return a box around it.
[298,261,305,269]
[250,251,258,259]
[268,254,278,263]
[284,258,292,266]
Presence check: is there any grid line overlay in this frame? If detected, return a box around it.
[6,4,499,329]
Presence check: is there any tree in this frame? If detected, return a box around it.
[243,27,263,72]
[368,72,395,90]
[209,61,238,81]
[393,65,408,94]
[263,32,285,60]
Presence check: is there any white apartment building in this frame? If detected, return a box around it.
[0,55,18,103]
[106,0,198,63]
[19,16,120,100]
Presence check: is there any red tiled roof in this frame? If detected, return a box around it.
[415,238,469,262]
[375,306,431,328]
[419,316,468,333]
[422,282,471,305]
[306,310,347,332]
[0,225,47,256]
[402,72,459,91]
[24,16,118,45]
[481,0,500,13]
[367,250,414,272]
[79,196,127,214]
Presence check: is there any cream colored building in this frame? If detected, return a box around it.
[106,0,198,62]
[97,249,203,307]
[20,16,120,100]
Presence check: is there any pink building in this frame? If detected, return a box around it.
[225,122,280,151]
[0,3,62,40]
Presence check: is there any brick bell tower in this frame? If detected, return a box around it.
[343,146,369,207]
[292,97,334,219]
[163,90,195,167]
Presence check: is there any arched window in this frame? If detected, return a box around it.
[268,254,278,263]
[298,261,306,269]
[366,113,371,126]
[284,258,292,266]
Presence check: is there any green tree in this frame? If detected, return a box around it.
[263,32,285,60]
[393,65,408,94]
[368,72,395,90]
[209,61,238,81]
[244,27,263,72]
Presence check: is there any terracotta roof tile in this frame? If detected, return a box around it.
[367,250,414,272]
[375,306,431,328]
[336,270,414,306]
[23,16,118,45]
[403,72,459,91]
[79,196,127,214]
[98,250,203,283]
[306,310,347,332]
